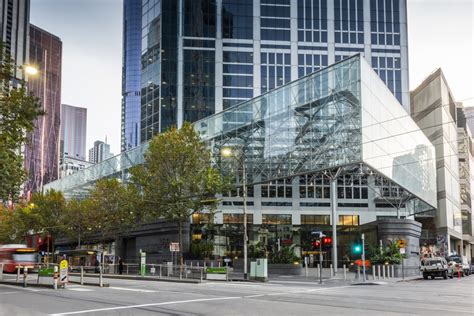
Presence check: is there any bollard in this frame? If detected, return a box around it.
[211,262,214,268]
[316,264,320,278]
[200,268,203,282]
[16,265,21,283]
[383,265,386,279]
[80,266,84,285]
[185,264,188,279]
[53,266,58,290]
[197,262,200,268]
[99,266,103,287]
[330,264,333,277]
[372,266,376,280]
[23,266,28,288]
[343,264,347,280]
[377,265,381,280]
[218,261,221,267]
[391,265,395,278]
[159,265,162,278]
[0,263,3,281]
[126,264,129,275]
[357,266,361,280]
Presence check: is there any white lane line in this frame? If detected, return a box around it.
[0,291,20,295]
[0,284,44,292]
[50,284,353,315]
[66,288,95,292]
[108,286,156,293]
[49,296,241,315]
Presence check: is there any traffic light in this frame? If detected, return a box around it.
[322,237,332,250]
[312,239,321,250]
[353,243,362,254]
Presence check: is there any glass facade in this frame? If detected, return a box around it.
[135,0,409,144]
[122,0,142,152]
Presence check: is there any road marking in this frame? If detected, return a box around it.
[0,284,44,292]
[50,296,241,315]
[244,294,265,298]
[108,286,156,293]
[0,291,20,295]
[66,288,95,292]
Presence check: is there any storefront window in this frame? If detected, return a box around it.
[301,214,330,225]
[338,215,359,226]
[192,213,211,224]
[262,214,292,225]
[223,213,254,224]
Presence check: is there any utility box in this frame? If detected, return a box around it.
[250,258,268,282]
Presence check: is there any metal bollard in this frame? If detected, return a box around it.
[372,266,376,280]
[200,268,203,282]
[99,266,103,287]
[391,265,395,278]
[382,265,386,279]
[185,264,188,279]
[377,265,381,280]
[357,266,361,280]
[316,264,320,278]
[211,262,214,268]
[80,266,84,285]
[16,265,21,283]
[330,264,333,277]
[23,266,28,287]
[126,264,129,275]
[343,264,347,280]
[0,263,3,281]
[53,266,58,290]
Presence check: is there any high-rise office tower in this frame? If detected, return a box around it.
[24,25,62,193]
[0,0,30,81]
[138,0,409,143]
[121,0,142,152]
[88,140,113,164]
[60,104,87,161]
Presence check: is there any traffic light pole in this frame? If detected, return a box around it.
[319,238,323,284]
[362,233,366,282]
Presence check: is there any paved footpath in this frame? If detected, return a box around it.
[0,273,472,315]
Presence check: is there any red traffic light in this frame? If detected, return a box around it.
[322,237,332,245]
[312,240,321,248]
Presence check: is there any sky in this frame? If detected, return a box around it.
[30,0,474,155]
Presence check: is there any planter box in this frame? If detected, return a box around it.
[268,263,303,275]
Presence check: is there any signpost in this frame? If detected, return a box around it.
[59,259,68,287]
[140,251,146,276]
[361,234,366,282]
[169,242,180,266]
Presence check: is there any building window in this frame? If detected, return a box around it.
[297,0,328,43]
[192,213,211,224]
[223,213,254,224]
[261,178,292,198]
[261,0,291,42]
[338,215,359,226]
[334,0,364,44]
[261,52,291,93]
[262,214,292,225]
[222,0,253,39]
[301,215,330,225]
[298,53,328,77]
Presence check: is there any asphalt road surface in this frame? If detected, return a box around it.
[0,275,472,315]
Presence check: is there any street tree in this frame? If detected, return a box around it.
[130,122,228,262]
[0,43,43,201]
[87,178,142,252]
[63,198,97,248]
[30,190,67,250]
[0,202,38,243]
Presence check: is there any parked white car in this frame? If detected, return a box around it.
[421,257,453,279]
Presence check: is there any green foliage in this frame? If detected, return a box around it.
[130,122,229,253]
[0,202,38,243]
[87,178,142,240]
[368,241,404,265]
[31,190,67,239]
[190,240,214,259]
[268,246,300,264]
[0,42,43,201]
[248,242,266,258]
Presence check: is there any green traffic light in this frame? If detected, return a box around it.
[354,244,362,253]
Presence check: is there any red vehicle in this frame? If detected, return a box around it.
[0,244,38,273]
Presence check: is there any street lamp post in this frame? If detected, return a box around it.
[222,147,248,280]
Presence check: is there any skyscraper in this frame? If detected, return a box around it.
[0,0,30,81]
[88,140,113,164]
[138,0,409,143]
[60,104,87,161]
[24,24,62,193]
[121,0,142,152]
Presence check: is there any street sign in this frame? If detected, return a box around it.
[397,239,407,248]
[59,260,68,284]
[400,247,406,254]
[169,242,180,252]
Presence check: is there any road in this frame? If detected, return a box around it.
[0,275,472,315]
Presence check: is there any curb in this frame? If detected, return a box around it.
[0,280,54,289]
[68,280,110,287]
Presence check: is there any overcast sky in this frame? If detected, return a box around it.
[30,0,474,155]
